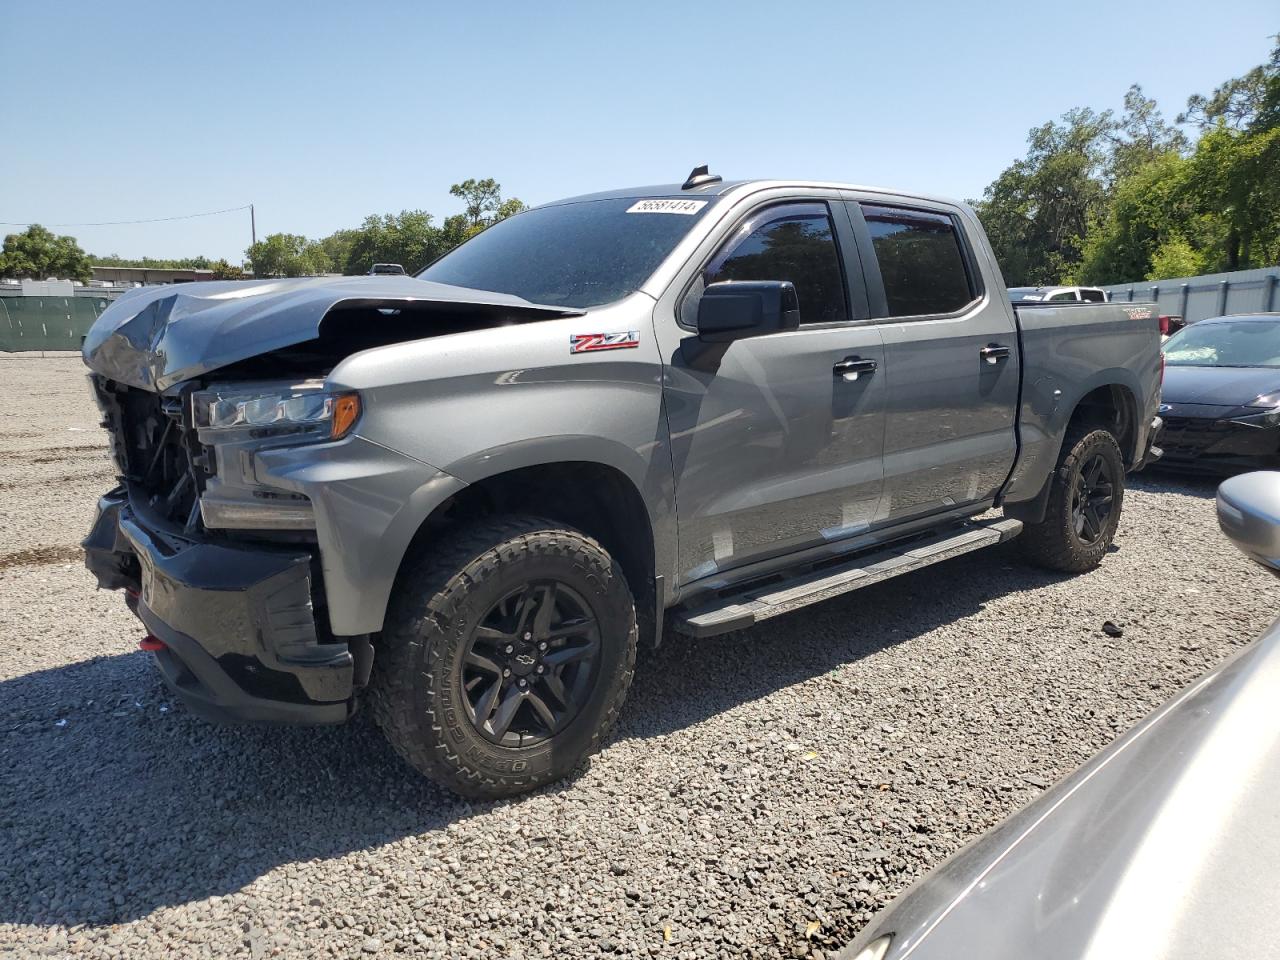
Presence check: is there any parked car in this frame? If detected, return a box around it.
[1157,313,1280,472]
[1008,285,1109,303]
[80,169,1162,798]
[837,469,1280,960]
[368,263,406,276]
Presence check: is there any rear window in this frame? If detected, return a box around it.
[861,204,976,317]
[418,197,712,307]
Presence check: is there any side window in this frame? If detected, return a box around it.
[1048,290,1078,302]
[1080,288,1106,302]
[702,202,847,325]
[861,204,977,318]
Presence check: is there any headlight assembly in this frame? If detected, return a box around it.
[1232,408,1280,429]
[192,381,361,441]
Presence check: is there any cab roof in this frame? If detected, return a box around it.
[542,178,967,210]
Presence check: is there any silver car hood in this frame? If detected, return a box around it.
[81,275,582,391]
[842,617,1280,960]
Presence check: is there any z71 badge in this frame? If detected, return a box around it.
[570,331,640,354]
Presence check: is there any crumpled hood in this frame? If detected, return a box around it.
[82,275,582,391]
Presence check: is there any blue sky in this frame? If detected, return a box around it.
[3,1,1275,262]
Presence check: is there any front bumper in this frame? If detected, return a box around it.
[83,487,353,724]
[1154,412,1280,474]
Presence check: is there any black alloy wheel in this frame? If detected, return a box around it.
[1071,452,1115,545]
[461,580,602,746]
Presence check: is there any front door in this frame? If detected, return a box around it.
[657,198,888,586]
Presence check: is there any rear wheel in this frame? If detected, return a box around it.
[371,516,636,799]
[1018,428,1125,573]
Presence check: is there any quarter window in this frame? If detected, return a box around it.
[703,203,847,325]
[861,204,976,317]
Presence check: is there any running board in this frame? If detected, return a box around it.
[671,516,1024,638]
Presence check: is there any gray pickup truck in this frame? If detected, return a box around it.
[81,168,1162,798]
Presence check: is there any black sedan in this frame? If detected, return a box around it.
[1158,313,1280,473]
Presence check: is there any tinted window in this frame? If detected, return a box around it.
[704,203,847,324]
[1080,288,1106,302]
[419,197,712,307]
[1048,290,1077,301]
[862,204,975,317]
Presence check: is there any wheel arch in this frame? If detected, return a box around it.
[397,458,664,649]
[1005,378,1141,526]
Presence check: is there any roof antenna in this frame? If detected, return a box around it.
[682,164,722,190]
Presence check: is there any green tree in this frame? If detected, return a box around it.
[342,211,445,275]
[0,225,93,282]
[317,229,359,275]
[448,178,526,240]
[210,258,245,280]
[1107,84,1188,181]
[1147,237,1206,280]
[1074,153,1197,283]
[246,233,330,278]
[973,108,1115,285]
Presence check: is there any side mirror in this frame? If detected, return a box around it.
[1216,471,1280,572]
[696,281,800,343]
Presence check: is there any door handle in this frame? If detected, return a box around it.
[980,344,1011,364]
[833,356,878,381]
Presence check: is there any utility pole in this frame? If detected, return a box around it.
[250,203,257,247]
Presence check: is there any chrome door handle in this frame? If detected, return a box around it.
[980,344,1011,364]
[833,357,878,381]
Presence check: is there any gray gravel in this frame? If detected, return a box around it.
[1,355,1275,959]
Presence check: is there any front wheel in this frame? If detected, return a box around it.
[1018,428,1126,573]
[370,516,637,799]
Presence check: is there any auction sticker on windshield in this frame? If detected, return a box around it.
[626,199,708,215]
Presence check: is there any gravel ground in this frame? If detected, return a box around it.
[1,355,1275,960]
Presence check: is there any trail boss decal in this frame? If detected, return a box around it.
[1123,306,1154,320]
[570,331,640,354]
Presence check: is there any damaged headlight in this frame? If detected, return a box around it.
[192,381,361,441]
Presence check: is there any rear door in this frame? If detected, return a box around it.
[843,197,1020,526]
[655,193,888,587]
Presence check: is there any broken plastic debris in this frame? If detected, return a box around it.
[1102,621,1124,638]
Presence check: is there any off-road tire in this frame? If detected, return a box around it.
[1018,427,1125,573]
[370,515,637,799]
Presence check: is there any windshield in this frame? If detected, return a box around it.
[418,198,714,307]
[1164,319,1280,368]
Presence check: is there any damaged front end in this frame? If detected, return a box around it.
[81,275,582,725]
[83,375,359,724]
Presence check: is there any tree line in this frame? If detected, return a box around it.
[974,37,1280,286]
[6,38,1277,292]
[0,178,523,283]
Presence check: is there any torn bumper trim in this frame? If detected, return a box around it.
[82,487,354,724]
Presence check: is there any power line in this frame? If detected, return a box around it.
[0,205,253,228]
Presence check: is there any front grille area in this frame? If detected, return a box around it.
[1158,415,1233,459]
[94,377,204,528]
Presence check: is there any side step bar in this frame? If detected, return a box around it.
[671,516,1024,638]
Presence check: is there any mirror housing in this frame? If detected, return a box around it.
[1216,471,1280,572]
[696,281,800,343]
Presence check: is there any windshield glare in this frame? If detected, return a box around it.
[418,198,713,307]
[1163,319,1280,368]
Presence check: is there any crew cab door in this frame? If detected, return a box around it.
[842,197,1019,526]
[654,194,887,588]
